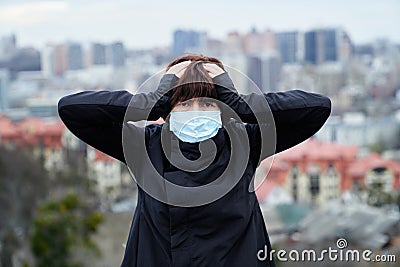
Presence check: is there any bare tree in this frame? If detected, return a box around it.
[0,147,50,267]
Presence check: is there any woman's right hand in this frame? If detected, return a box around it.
[166,60,191,78]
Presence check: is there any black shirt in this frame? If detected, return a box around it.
[58,72,331,267]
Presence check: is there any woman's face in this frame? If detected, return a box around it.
[171,98,220,112]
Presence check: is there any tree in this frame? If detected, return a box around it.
[30,193,103,267]
[367,180,393,207]
[0,147,49,267]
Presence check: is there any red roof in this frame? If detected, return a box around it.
[347,153,400,177]
[94,149,116,163]
[0,116,19,139]
[277,138,358,162]
[0,115,65,148]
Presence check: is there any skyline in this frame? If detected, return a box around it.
[0,0,399,49]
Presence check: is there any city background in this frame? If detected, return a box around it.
[0,1,399,266]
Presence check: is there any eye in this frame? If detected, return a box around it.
[202,101,216,107]
[179,100,193,107]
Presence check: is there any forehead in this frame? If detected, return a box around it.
[179,97,217,103]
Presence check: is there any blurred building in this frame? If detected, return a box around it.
[107,42,126,67]
[264,139,357,206]
[304,28,338,64]
[26,98,59,118]
[242,28,276,54]
[223,31,243,53]
[172,29,206,56]
[256,139,400,207]
[0,69,10,110]
[41,42,84,76]
[66,42,83,70]
[0,34,17,60]
[0,115,20,149]
[276,31,300,64]
[53,44,67,76]
[0,115,65,171]
[346,153,400,192]
[86,147,131,202]
[304,28,353,65]
[247,52,281,92]
[91,43,107,65]
[41,45,55,78]
[219,53,249,94]
[316,113,400,148]
[61,128,87,173]
[1,47,41,79]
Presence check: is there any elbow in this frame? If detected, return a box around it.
[321,95,332,122]
[322,95,332,110]
[57,96,66,119]
[58,95,69,121]
[57,95,76,124]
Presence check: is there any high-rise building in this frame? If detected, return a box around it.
[304,30,318,64]
[66,42,83,70]
[304,28,338,64]
[219,53,249,93]
[91,43,107,65]
[247,55,263,90]
[0,69,10,111]
[41,45,55,77]
[0,34,16,60]
[224,31,242,53]
[42,42,86,76]
[53,44,67,76]
[277,31,299,64]
[247,52,281,92]
[323,29,337,62]
[242,28,276,54]
[107,42,125,67]
[172,30,205,56]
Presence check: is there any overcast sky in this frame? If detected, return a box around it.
[0,0,399,49]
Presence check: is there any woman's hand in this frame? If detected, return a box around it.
[166,60,191,78]
[203,63,225,78]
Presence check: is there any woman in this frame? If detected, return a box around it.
[58,54,331,267]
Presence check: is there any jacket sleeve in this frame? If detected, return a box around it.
[212,72,331,159]
[58,74,178,163]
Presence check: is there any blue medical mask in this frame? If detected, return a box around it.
[169,110,222,143]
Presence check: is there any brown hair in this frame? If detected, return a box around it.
[167,54,225,108]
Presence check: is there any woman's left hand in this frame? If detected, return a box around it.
[203,63,225,78]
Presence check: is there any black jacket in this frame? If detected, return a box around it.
[58,72,331,267]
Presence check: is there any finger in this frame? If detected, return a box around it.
[175,61,191,71]
[177,60,192,67]
[176,68,186,78]
[203,63,219,71]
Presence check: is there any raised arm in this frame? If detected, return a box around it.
[211,71,331,159]
[58,74,179,163]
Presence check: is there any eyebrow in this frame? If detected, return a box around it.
[199,99,216,104]
[180,99,194,104]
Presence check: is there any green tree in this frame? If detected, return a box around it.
[367,180,393,207]
[31,193,103,267]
